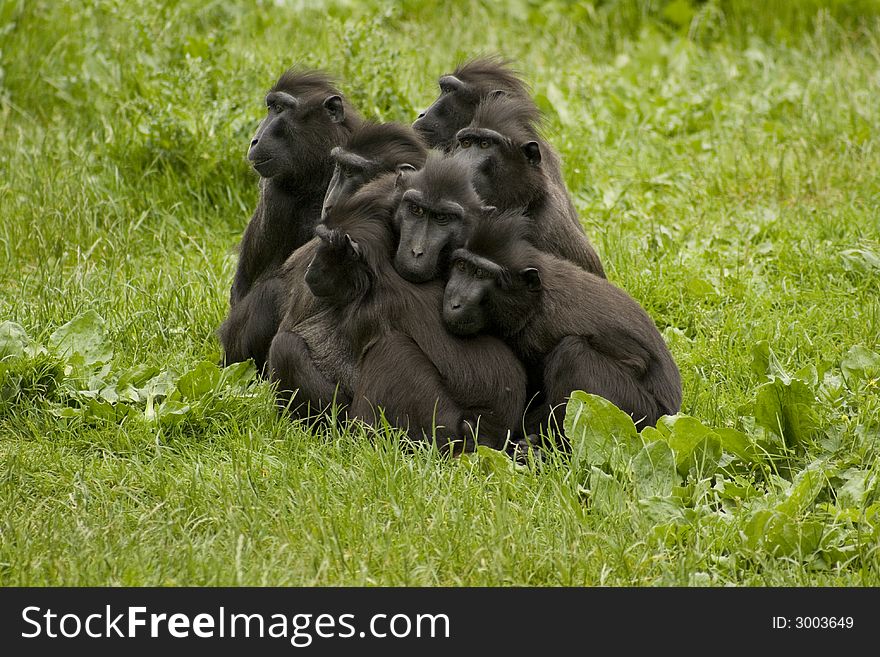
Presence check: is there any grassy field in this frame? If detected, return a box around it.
[1,0,879,586]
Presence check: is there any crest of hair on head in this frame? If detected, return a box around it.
[345,122,428,170]
[411,151,481,209]
[271,68,342,104]
[453,55,531,99]
[465,208,533,274]
[471,93,543,144]
[320,188,396,266]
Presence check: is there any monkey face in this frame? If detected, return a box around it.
[451,128,507,202]
[394,194,467,284]
[413,75,477,150]
[248,91,345,182]
[322,149,371,221]
[442,258,493,336]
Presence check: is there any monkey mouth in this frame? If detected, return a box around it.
[251,157,275,172]
[444,316,480,336]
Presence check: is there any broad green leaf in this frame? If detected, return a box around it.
[564,391,638,469]
[841,345,880,382]
[632,441,678,498]
[157,400,191,426]
[117,364,161,389]
[220,360,257,390]
[750,340,770,378]
[689,436,722,477]
[48,311,112,365]
[475,445,515,477]
[753,377,819,448]
[86,397,118,421]
[656,415,720,476]
[714,427,761,463]
[0,322,29,359]
[713,475,761,502]
[639,495,687,524]
[587,467,627,515]
[744,510,824,557]
[777,460,832,517]
[51,407,82,419]
[140,370,176,400]
[835,468,871,510]
[175,361,222,400]
[685,276,717,300]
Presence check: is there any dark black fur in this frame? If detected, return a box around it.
[452,94,605,277]
[443,210,681,436]
[322,121,428,221]
[392,152,489,284]
[218,69,363,374]
[413,56,532,151]
[268,175,401,416]
[283,192,527,451]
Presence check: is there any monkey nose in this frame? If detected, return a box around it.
[451,300,461,310]
[416,111,426,119]
[250,138,259,147]
[412,247,424,258]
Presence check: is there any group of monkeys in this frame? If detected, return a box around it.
[218,57,682,456]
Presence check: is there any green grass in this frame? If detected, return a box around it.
[1,0,879,585]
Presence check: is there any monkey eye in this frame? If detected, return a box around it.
[455,260,466,272]
[409,203,424,217]
[434,213,451,226]
[272,103,284,113]
[475,268,485,279]
[460,138,471,149]
[479,140,490,149]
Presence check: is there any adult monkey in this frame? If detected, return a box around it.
[392,152,490,284]
[297,193,527,452]
[415,57,605,276]
[413,56,531,154]
[268,123,428,415]
[218,69,362,374]
[452,94,605,276]
[321,121,428,221]
[443,210,681,437]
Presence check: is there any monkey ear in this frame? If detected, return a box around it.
[344,234,361,259]
[323,95,345,123]
[520,267,541,291]
[395,166,413,190]
[521,141,542,166]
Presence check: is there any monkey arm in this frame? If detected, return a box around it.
[266,329,350,418]
[542,335,663,432]
[350,331,474,452]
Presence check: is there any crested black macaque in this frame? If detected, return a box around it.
[443,210,681,436]
[218,69,362,373]
[286,193,527,451]
[322,121,428,221]
[281,121,429,328]
[268,124,429,415]
[413,56,572,192]
[268,175,400,415]
[413,56,532,151]
[452,94,606,277]
[393,152,489,284]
